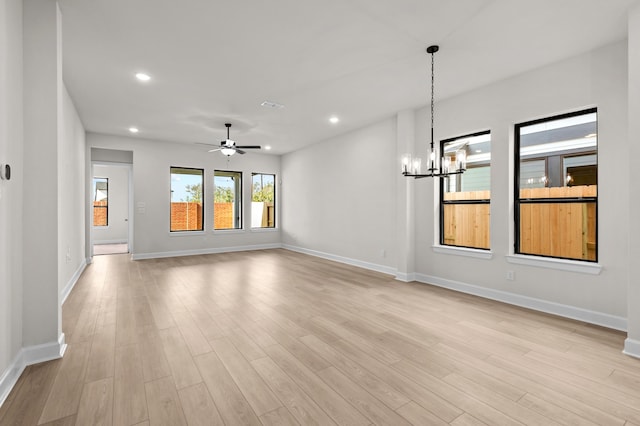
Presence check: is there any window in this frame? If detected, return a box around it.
[440,131,491,249]
[214,170,242,230]
[170,167,204,232]
[251,173,275,228]
[515,108,597,261]
[93,177,108,226]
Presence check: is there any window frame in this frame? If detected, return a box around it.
[439,130,491,250]
[93,177,109,227]
[514,107,598,262]
[251,172,276,229]
[213,169,243,230]
[170,166,205,232]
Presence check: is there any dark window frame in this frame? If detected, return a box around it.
[170,166,205,232]
[214,169,243,230]
[514,107,598,262]
[439,130,491,250]
[251,172,276,229]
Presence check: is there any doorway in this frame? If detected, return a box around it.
[91,162,132,256]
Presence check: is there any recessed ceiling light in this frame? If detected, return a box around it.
[329,116,339,124]
[475,149,482,153]
[264,145,272,150]
[135,72,151,81]
[129,127,139,133]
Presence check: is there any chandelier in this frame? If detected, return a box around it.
[402,45,466,178]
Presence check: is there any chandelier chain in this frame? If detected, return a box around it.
[430,50,435,141]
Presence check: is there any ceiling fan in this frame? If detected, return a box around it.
[208,123,261,156]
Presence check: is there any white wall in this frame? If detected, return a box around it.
[415,41,629,325]
[281,41,632,333]
[92,164,128,244]
[0,0,24,401]
[22,0,62,350]
[58,85,86,299]
[626,4,640,357]
[87,133,281,259]
[281,119,397,273]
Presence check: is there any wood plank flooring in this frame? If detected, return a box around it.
[1,248,639,425]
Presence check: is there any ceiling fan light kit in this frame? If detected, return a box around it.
[208,123,261,156]
[402,45,467,179]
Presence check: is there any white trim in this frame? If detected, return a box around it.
[283,244,396,276]
[212,229,245,235]
[0,356,24,408]
[168,231,206,237]
[60,259,87,304]
[415,273,626,331]
[0,334,66,408]
[395,272,416,282]
[623,338,640,359]
[506,254,602,275]
[250,227,278,233]
[131,243,282,260]
[93,239,127,245]
[433,245,493,259]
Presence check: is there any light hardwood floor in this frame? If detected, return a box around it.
[1,248,639,425]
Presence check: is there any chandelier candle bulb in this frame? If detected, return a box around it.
[443,156,451,174]
[429,147,437,171]
[402,154,412,174]
[412,158,422,174]
[456,149,467,172]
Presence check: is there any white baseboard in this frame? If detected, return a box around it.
[415,273,627,331]
[0,333,66,408]
[623,338,640,359]
[60,260,87,304]
[282,244,396,276]
[395,272,416,282]
[131,243,282,261]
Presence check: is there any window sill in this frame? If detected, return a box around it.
[505,254,602,275]
[250,227,278,233]
[213,229,245,235]
[169,231,206,237]
[432,245,493,260]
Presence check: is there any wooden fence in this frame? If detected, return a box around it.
[442,185,596,260]
[519,186,596,260]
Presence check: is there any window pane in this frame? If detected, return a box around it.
[443,132,491,200]
[441,131,490,249]
[93,177,108,226]
[520,159,547,189]
[251,173,275,228]
[519,202,596,261]
[170,167,203,231]
[516,108,597,261]
[214,170,242,230]
[443,203,490,249]
[518,111,597,194]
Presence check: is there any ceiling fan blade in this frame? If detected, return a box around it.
[208,148,223,152]
[235,149,246,155]
[235,145,261,149]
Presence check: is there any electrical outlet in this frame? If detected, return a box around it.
[506,270,515,281]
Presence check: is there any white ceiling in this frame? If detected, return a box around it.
[58,0,638,155]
